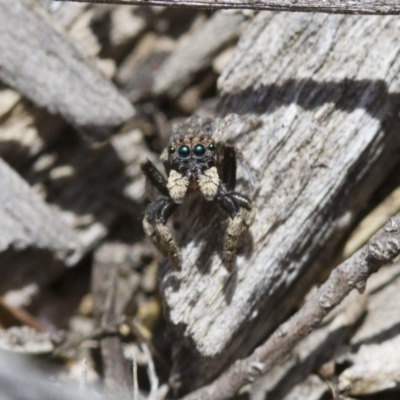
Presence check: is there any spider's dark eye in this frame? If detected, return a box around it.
[193,144,206,158]
[178,145,190,158]
[168,145,176,154]
[208,143,216,151]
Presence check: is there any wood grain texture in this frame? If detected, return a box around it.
[157,12,400,393]
[56,0,400,15]
[337,264,400,396]
[27,129,151,261]
[0,0,134,140]
[153,11,246,98]
[251,290,367,400]
[180,210,400,399]
[0,158,82,292]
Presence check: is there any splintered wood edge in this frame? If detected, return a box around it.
[0,0,134,140]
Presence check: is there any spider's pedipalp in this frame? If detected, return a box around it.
[167,170,189,203]
[198,167,220,200]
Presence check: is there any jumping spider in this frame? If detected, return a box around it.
[141,118,255,269]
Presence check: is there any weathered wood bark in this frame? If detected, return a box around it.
[153,11,246,98]
[0,350,98,400]
[0,0,135,140]
[0,158,82,293]
[251,290,367,400]
[0,2,163,306]
[29,129,152,259]
[156,12,400,393]
[338,263,400,396]
[92,243,148,399]
[179,178,400,400]
[92,250,133,398]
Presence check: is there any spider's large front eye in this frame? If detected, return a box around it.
[193,144,206,158]
[178,145,190,158]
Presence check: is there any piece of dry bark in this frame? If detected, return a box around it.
[324,263,400,397]
[117,33,175,102]
[0,158,82,293]
[341,188,400,260]
[27,128,151,261]
[43,1,89,28]
[91,242,150,322]
[0,2,97,167]
[91,242,149,397]
[251,290,367,400]
[0,326,55,355]
[156,12,400,393]
[0,0,134,140]
[105,5,147,49]
[339,335,400,396]
[0,92,67,169]
[181,210,400,400]
[0,349,99,399]
[350,264,400,348]
[153,10,246,98]
[0,2,148,308]
[280,374,328,400]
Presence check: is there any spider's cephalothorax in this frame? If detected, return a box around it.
[141,118,255,269]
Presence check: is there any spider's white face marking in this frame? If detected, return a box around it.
[167,170,189,203]
[198,167,220,200]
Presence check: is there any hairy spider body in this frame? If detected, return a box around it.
[141,118,255,269]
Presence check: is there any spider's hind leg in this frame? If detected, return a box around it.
[143,198,180,269]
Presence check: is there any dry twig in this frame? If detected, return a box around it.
[56,0,400,15]
[80,358,88,391]
[180,213,400,400]
[142,343,159,398]
[132,354,139,400]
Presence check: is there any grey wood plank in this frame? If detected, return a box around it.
[0,157,82,292]
[0,0,135,140]
[157,12,400,393]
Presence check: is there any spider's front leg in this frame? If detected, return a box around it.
[215,146,255,269]
[141,160,181,268]
[215,192,255,268]
[143,198,180,268]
